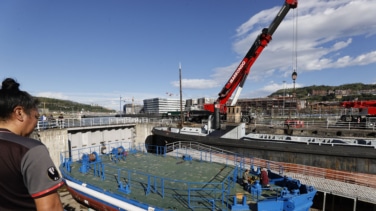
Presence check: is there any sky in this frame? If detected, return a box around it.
[1,0,376,111]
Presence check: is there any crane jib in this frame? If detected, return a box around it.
[228,60,247,86]
[277,5,287,17]
[201,0,298,119]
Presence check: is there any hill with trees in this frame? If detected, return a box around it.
[269,83,376,102]
[36,83,376,115]
[37,97,115,114]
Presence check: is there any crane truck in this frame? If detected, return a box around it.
[338,100,376,128]
[191,0,298,124]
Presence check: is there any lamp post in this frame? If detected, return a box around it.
[283,80,286,118]
[119,96,122,115]
[292,70,298,116]
[179,63,183,128]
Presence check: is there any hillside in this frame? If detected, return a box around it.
[36,83,376,115]
[37,97,115,114]
[269,83,376,102]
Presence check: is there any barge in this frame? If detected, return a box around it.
[60,141,316,211]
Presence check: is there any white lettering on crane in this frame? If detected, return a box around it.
[229,61,246,84]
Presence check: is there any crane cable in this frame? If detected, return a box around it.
[291,6,299,100]
[292,7,298,74]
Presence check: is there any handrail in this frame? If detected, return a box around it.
[157,136,376,204]
[281,163,376,189]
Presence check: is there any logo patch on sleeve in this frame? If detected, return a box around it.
[47,166,60,181]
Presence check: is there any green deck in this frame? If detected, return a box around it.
[67,151,270,210]
[61,140,290,211]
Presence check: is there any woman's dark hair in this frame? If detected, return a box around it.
[0,78,40,120]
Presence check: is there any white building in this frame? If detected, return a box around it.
[143,98,185,114]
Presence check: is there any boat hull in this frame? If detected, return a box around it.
[63,179,148,211]
[151,128,376,174]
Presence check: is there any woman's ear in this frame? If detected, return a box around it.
[13,106,25,122]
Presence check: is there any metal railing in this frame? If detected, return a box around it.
[281,163,376,189]
[36,114,376,131]
[36,116,161,131]
[281,162,376,204]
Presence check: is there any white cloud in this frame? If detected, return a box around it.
[180,0,376,96]
[37,92,69,100]
[353,51,376,66]
[171,79,219,89]
[236,6,280,37]
[331,38,352,52]
[35,91,157,111]
[241,81,303,99]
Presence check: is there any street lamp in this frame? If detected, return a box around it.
[291,70,297,98]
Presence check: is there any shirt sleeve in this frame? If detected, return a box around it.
[21,145,64,197]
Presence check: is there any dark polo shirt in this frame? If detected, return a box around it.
[0,129,63,210]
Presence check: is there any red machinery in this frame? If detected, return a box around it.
[284,119,304,128]
[341,100,376,116]
[203,0,298,115]
[340,100,376,123]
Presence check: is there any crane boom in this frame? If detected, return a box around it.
[204,0,297,114]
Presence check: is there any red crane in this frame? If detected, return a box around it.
[204,0,298,115]
[341,100,376,116]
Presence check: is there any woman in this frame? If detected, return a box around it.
[260,168,270,188]
[242,169,250,189]
[0,78,64,210]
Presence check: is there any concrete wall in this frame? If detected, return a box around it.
[34,123,158,167]
[31,129,69,170]
[221,123,246,139]
[68,126,134,149]
[135,123,156,145]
